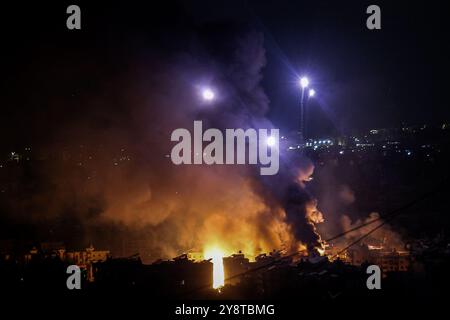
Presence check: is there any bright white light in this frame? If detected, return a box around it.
[267,136,276,147]
[204,247,225,289]
[309,89,315,97]
[202,88,215,101]
[300,77,309,88]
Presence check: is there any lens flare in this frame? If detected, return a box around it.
[267,136,276,147]
[202,88,215,101]
[300,76,309,88]
[204,247,225,289]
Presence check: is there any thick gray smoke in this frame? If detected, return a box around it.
[2,23,323,261]
[254,155,325,254]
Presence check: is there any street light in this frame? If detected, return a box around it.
[202,88,215,101]
[308,89,315,97]
[298,76,310,142]
[300,77,309,88]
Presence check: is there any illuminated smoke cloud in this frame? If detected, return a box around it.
[338,213,404,250]
[2,21,324,261]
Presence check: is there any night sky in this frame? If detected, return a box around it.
[1,0,449,151]
[1,2,450,302]
[0,0,449,265]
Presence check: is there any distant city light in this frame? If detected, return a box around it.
[308,89,315,97]
[300,77,309,88]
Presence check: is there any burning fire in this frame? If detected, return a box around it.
[204,246,225,289]
[316,246,326,256]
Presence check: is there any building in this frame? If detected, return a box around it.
[347,244,410,273]
[65,245,110,281]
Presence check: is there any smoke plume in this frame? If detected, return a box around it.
[2,21,324,262]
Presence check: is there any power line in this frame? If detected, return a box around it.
[182,177,449,297]
[331,177,449,256]
[325,182,445,242]
[333,219,393,258]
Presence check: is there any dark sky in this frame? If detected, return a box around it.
[1,0,449,150]
[254,0,449,136]
[1,0,449,256]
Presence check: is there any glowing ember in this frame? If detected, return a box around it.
[316,246,326,256]
[204,247,225,289]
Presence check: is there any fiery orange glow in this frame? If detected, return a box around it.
[204,246,225,289]
[316,246,326,256]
